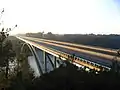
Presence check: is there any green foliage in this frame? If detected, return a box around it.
[0,38,16,67]
[0,35,36,89]
[0,30,16,81]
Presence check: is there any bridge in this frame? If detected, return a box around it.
[16,36,119,76]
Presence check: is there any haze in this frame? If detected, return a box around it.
[0,0,120,35]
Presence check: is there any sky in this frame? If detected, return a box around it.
[0,0,120,35]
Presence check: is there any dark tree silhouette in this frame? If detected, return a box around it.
[0,28,16,79]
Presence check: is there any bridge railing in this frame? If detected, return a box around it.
[49,47,110,71]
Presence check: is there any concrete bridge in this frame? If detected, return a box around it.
[16,36,119,76]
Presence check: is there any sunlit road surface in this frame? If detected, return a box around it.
[23,36,117,55]
[22,36,120,61]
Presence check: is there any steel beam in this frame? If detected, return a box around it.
[46,53,55,69]
[43,51,47,73]
[30,45,43,75]
[54,56,57,68]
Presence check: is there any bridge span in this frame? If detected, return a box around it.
[16,36,118,73]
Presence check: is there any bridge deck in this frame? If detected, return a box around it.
[16,36,113,71]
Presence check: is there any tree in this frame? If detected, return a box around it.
[0,28,16,79]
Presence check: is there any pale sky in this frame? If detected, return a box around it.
[0,0,120,35]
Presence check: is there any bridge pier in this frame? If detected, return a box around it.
[54,56,57,68]
[28,46,65,75]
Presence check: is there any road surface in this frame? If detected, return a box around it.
[19,36,120,67]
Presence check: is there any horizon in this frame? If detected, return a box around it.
[17,32,120,35]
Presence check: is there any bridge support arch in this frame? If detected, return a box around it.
[19,42,65,76]
[20,43,43,76]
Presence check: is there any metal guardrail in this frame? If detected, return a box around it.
[16,36,111,71]
[45,45,110,70]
